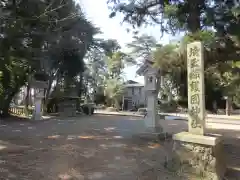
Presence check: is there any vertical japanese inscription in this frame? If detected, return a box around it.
[187,42,205,134]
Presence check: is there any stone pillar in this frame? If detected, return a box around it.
[143,72,163,134]
[187,41,206,135]
[33,98,42,120]
[145,92,158,130]
[225,97,232,116]
[170,41,226,179]
[32,89,44,120]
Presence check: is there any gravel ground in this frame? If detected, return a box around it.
[0,115,239,180]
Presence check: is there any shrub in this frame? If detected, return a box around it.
[158,100,178,113]
[81,104,94,115]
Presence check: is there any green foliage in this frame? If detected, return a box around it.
[100,39,121,57]
[107,51,125,77]
[125,30,240,110]
[108,0,239,37]
[127,34,159,62]
[107,0,240,68]
[153,44,180,71]
[84,37,136,107]
[104,78,124,109]
[0,0,97,117]
[158,101,178,113]
[105,79,124,99]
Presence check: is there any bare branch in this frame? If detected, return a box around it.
[37,3,67,18]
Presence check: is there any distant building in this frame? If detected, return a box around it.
[122,80,146,110]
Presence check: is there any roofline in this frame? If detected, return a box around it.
[136,59,154,75]
[124,84,144,87]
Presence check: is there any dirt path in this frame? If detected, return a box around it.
[0,115,239,179]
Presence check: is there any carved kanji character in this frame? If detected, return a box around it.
[189,71,200,80]
[191,94,200,105]
[190,81,200,93]
[190,58,199,68]
[190,106,200,115]
[189,46,200,57]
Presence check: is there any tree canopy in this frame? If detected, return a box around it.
[0,0,98,116]
[113,0,240,111]
[1,0,240,116]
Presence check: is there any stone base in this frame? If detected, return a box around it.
[31,113,43,120]
[167,132,226,180]
[135,126,172,141]
[59,99,77,117]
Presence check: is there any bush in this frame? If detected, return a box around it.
[81,104,94,115]
[158,100,178,113]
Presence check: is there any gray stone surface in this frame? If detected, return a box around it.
[168,133,226,180]
[187,41,206,135]
[168,41,226,179]
[59,99,77,117]
[173,132,221,146]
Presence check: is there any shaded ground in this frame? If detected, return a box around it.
[0,115,239,179]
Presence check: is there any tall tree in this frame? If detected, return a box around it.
[127,34,159,63]
[108,0,240,61]
[0,0,97,117]
[108,0,240,110]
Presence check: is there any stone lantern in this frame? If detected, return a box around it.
[137,60,161,132]
[29,71,48,120]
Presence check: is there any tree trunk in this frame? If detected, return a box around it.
[114,98,120,111]
[168,93,172,102]
[76,73,83,110]
[226,97,232,116]
[24,84,30,116]
[122,96,125,110]
[43,77,54,114]
[187,0,201,34]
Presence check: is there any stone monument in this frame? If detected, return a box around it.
[170,42,226,179]
[59,84,78,117]
[137,60,162,133]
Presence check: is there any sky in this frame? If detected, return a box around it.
[77,0,181,84]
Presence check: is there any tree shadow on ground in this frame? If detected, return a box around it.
[0,115,239,179]
[0,135,181,179]
[0,116,182,179]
